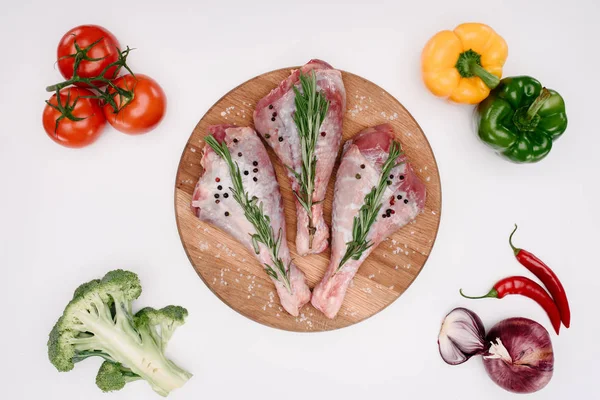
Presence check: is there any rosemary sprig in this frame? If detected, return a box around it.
[205,135,292,292]
[336,141,404,272]
[290,71,329,248]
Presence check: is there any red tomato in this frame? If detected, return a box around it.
[57,25,121,87]
[43,87,106,148]
[103,74,167,135]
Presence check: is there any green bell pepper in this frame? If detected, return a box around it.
[477,76,567,163]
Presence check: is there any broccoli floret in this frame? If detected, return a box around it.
[96,361,141,392]
[135,306,188,350]
[47,269,192,397]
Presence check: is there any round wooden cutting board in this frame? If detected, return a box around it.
[175,67,441,332]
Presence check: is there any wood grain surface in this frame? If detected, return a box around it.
[175,68,441,332]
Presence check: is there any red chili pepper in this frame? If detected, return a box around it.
[460,276,561,335]
[509,225,571,328]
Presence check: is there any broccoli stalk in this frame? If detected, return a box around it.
[48,270,192,397]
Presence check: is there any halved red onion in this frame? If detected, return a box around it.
[483,317,554,394]
[438,308,486,365]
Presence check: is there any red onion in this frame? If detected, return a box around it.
[483,317,554,394]
[438,308,486,365]
[438,309,555,394]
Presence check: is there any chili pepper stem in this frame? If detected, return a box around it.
[459,288,499,299]
[509,224,521,256]
[526,88,551,121]
[455,49,500,89]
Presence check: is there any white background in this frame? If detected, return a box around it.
[1,0,598,399]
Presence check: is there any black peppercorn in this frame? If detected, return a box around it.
[217,185,222,190]
[224,211,230,217]
[321,132,326,137]
[389,174,394,179]
[238,152,242,157]
[399,175,405,180]
[404,199,409,204]
[265,134,271,139]
[253,177,258,182]
[268,104,273,109]
[253,168,258,173]
[271,117,276,122]
[272,112,277,117]
[382,214,387,218]
[278,137,283,142]
[244,171,249,175]
[360,164,366,169]
[214,194,220,199]
[355,174,361,179]
[396,195,402,200]
[223,193,229,198]
[233,138,238,143]
[252,161,258,166]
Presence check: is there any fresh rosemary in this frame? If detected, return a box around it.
[336,140,404,272]
[289,71,329,248]
[205,135,291,292]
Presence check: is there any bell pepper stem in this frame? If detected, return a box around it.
[509,224,521,256]
[526,88,551,120]
[459,288,499,299]
[455,49,500,89]
[470,63,500,89]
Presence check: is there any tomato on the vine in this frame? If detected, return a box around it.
[103,74,167,135]
[57,25,121,87]
[42,87,106,148]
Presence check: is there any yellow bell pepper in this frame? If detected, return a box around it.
[421,23,508,104]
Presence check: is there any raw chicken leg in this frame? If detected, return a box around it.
[191,125,311,316]
[311,124,426,318]
[254,59,346,255]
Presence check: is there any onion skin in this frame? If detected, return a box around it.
[438,308,486,365]
[483,318,554,394]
